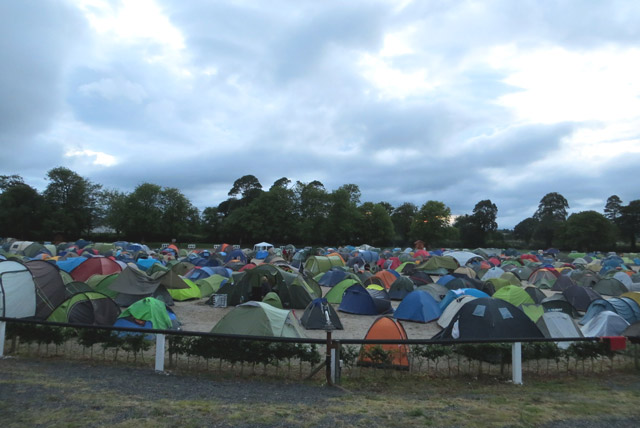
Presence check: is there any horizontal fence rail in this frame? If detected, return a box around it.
[0,316,632,386]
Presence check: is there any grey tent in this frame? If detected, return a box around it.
[536,312,582,349]
[580,298,640,326]
[0,260,37,318]
[300,298,343,330]
[25,260,67,319]
[581,310,629,337]
[592,278,629,297]
[108,267,184,306]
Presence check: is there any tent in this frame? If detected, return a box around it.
[300,298,343,330]
[481,267,505,281]
[114,297,180,338]
[24,260,67,319]
[417,255,458,273]
[211,301,306,338]
[439,288,489,311]
[393,290,442,323]
[315,268,354,287]
[324,278,360,304]
[262,291,283,309]
[592,278,629,297]
[536,312,582,348]
[70,256,122,282]
[409,271,433,286]
[47,291,120,326]
[0,260,37,318]
[443,251,484,266]
[581,311,630,337]
[562,285,602,312]
[541,293,580,318]
[437,295,476,328]
[524,286,547,304]
[86,273,119,298]
[579,298,640,326]
[358,316,409,370]
[338,284,393,315]
[388,276,416,300]
[551,275,576,292]
[434,298,544,340]
[416,283,449,302]
[303,255,345,277]
[493,285,535,307]
[108,267,185,306]
[168,277,202,301]
[195,274,229,297]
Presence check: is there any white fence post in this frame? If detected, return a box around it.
[155,334,165,372]
[0,321,5,357]
[512,342,523,385]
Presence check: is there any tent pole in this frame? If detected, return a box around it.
[512,342,522,385]
[0,321,5,357]
[155,334,165,372]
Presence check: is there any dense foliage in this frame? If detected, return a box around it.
[1,170,638,250]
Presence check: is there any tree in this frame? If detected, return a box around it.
[513,217,538,246]
[270,177,291,190]
[0,180,45,240]
[325,186,362,245]
[562,211,616,251]
[43,167,102,238]
[533,192,569,247]
[618,200,640,251]
[0,174,25,191]
[294,181,329,244]
[454,214,481,248]
[160,187,197,239]
[604,195,623,221]
[337,184,361,205]
[201,207,221,241]
[409,201,451,246]
[472,200,498,233]
[391,202,417,245]
[102,189,129,235]
[228,175,263,199]
[359,202,394,247]
[124,183,163,241]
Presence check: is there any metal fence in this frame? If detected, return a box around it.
[1,316,635,386]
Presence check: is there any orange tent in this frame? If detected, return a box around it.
[358,316,410,370]
[373,270,398,289]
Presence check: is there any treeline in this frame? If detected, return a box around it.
[0,169,638,251]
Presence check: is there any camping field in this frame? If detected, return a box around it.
[1,356,639,428]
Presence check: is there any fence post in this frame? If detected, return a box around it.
[0,321,5,357]
[331,341,341,385]
[512,342,522,385]
[155,334,165,372]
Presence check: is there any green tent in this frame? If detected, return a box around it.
[168,277,202,301]
[324,279,360,304]
[520,304,545,323]
[218,264,317,308]
[303,255,345,277]
[593,278,628,297]
[47,291,121,325]
[59,270,74,285]
[486,278,512,292]
[416,256,458,273]
[262,291,283,309]
[500,272,522,286]
[87,273,119,298]
[196,274,229,297]
[118,297,173,330]
[493,285,535,307]
[211,301,306,337]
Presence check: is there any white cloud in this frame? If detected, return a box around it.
[65,149,118,167]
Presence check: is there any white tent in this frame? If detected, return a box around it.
[253,242,274,252]
[0,260,37,318]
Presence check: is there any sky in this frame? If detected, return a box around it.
[2,0,640,229]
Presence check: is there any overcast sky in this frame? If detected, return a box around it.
[2,0,639,228]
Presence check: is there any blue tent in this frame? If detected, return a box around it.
[317,269,350,287]
[338,284,393,315]
[580,298,640,325]
[358,250,379,264]
[394,290,442,323]
[56,257,88,273]
[224,249,247,264]
[439,288,490,311]
[436,275,456,286]
[136,258,162,271]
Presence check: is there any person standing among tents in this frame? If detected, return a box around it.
[414,240,426,251]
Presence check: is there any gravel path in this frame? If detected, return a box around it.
[1,357,639,427]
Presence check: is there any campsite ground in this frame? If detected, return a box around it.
[1,356,639,427]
